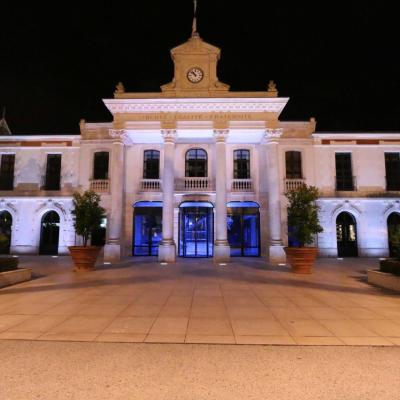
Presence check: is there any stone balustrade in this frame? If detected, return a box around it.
[90,179,110,193]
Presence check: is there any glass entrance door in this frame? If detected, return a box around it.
[39,211,60,255]
[336,212,358,257]
[179,204,213,257]
[133,203,162,256]
[227,202,260,256]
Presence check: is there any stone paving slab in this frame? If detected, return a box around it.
[0,255,399,345]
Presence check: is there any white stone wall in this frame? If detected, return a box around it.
[317,198,400,257]
[0,197,75,255]
[2,130,400,259]
[6,147,80,190]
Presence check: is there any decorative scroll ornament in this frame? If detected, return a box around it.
[109,129,126,139]
[0,199,17,214]
[213,129,229,142]
[161,129,177,143]
[264,128,283,141]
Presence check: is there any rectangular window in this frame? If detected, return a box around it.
[44,154,61,190]
[93,152,109,180]
[143,150,160,179]
[385,153,400,191]
[233,150,250,179]
[0,154,15,191]
[335,153,354,191]
[285,151,302,179]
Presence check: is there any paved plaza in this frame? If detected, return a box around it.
[0,256,400,345]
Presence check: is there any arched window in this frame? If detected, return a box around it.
[39,211,60,255]
[143,150,160,179]
[93,152,109,180]
[185,149,207,177]
[0,210,12,254]
[285,151,302,179]
[233,149,250,179]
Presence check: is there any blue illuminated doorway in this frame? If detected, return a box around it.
[227,202,260,257]
[133,202,162,256]
[179,202,213,257]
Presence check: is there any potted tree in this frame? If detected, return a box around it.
[284,184,323,274]
[69,190,106,271]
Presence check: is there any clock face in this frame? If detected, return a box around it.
[187,67,204,83]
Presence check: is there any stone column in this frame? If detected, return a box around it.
[213,129,230,263]
[104,130,125,262]
[264,128,286,264]
[158,129,177,262]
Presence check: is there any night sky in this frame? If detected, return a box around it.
[1,2,399,134]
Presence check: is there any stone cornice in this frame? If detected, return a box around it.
[103,98,289,115]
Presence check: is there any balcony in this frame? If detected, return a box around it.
[175,177,214,192]
[284,178,305,192]
[90,179,110,193]
[231,179,253,192]
[140,179,161,192]
[335,176,356,191]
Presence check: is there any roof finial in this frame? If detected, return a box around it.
[191,0,199,37]
[0,106,11,135]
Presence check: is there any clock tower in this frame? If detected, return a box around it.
[161,9,229,97]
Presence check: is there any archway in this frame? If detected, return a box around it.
[133,202,162,256]
[336,212,358,257]
[387,212,400,258]
[227,201,260,256]
[0,211,12,254]
[179,202,213,257]
[39,211,60,255]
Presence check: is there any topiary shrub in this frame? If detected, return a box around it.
[286,184,323,247]
[71,190,106,246]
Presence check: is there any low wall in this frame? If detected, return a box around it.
[0,268,32,289]
[367,270,400,292]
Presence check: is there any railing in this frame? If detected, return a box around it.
[385,176,400,191]
[231,179,253,192]
[141,179,161,191]
[175,177,214,191]
[90,179,110,193]
[335,176,356,191]
[284,178,305,192]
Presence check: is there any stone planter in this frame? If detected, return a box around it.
[0,268,32,288]
[68,246,101,272]
[367,270,400,292]
[284,247,318,274]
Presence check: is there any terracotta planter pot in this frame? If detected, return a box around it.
[284,247,318,274]
[68,246,101,271]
